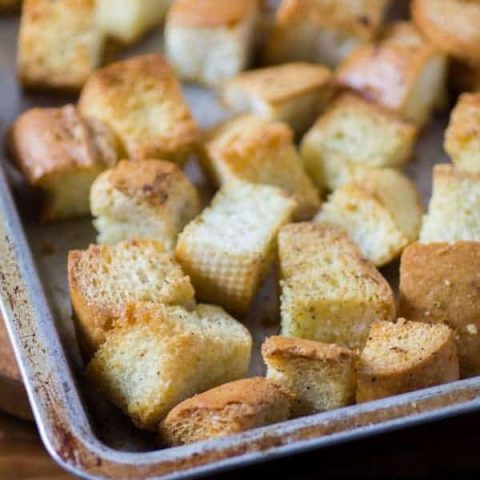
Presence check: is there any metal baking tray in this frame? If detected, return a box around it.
[2,11,480,480]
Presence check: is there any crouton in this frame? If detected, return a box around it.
[356,319,459,402]
[86,302,252,430]
[90,159,201,249]
[159,377,291,445]
[199,115,321,219]
[8,105,117,222]
[68,239,194,358]
[17,0,105,91]
[264,0,391,68]
[97,0,172,44]
[336,22,447,128]
[400,242,480,377]
[445,93,480,173]
[419,165,480,243]
[315,169,424,266]
[175,181,295,315]
[412,0,480,65]
[165,0,259,87]
[301,93,417,191]
[78,55,199,163]
[278,223,395,350]
[221,63,333,135]
[262,336,355,416]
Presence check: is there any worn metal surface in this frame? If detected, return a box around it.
[1,13,480,480]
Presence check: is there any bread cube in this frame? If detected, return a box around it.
[412,0,480,65]
[86,302,252,430]
[17,0,105,91]
[301,93,417,191]
[159,377,291,445]
[97,0,172,44]
[420,165,480,243]
[356,319,459,402]
[165,0,259,87]
[78,55,199,163]
[262,336,355,416]
[278,223,395,350]
[445,93,480,173]
[90,159,201,249]
[264,0,390,68]
[336,22,447,127]
[199,115,320,219]
[8,105,117,222]
[68,239,194,358]
[176,181,295,315]
[315,169,424,266]
[221,63,333,135]
[400,242,480,377]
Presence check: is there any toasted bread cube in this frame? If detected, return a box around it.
[90,159,201,249]
[445,93,480,173]
[264,0,390,68]
[86,302,252,430]
[165,0,259,87]
[97,0,172,44]
[356,319,459,402]
[68,239,194,357]
[400,242,480,377]
[315,169,424,266]
[336,22,447,128]
[420,165,480,243]
[199,115,320,219]
[159,377,291,445]
[78,55,199,163]
[301,93,417,191]
[8,105,117,222]
[17,0,105,91]
[412,0,480,65]
[279,223,395,350]
[221,63,333,135]
[176,181,295,315]
[262,336,355,416]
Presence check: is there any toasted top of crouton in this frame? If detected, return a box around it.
[167,0,258,27]
[412,0,480,64]
[223,63,332,105]
[9,105,117,186]
[262,335,354,363]
[78,54,198,161]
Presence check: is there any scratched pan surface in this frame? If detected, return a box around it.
[2,11,480,480]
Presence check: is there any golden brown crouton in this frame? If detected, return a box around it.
[199,115,321,219]
[356,319,459,402]
[87,302,252,431]
[262,336,355,416]
[264,0,390,68]
[445,93,480,173]
[315,169,424,266]
[165,0,259,87]
[9,104,117,222]
[78,55,199,163]
[221,63,333,135]
[17,0,105,91]
[336,22,447,127]
[68,239,194,358]
[279,223,395,350]
[176,181,295,315]
[159,377,292,445]
[400,242,480,377]
[90,159,201,249]
[301,93,417,191]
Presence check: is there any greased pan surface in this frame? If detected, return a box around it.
[1,15,480,480]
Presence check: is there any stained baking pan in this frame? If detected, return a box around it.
[1,13,480,480]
